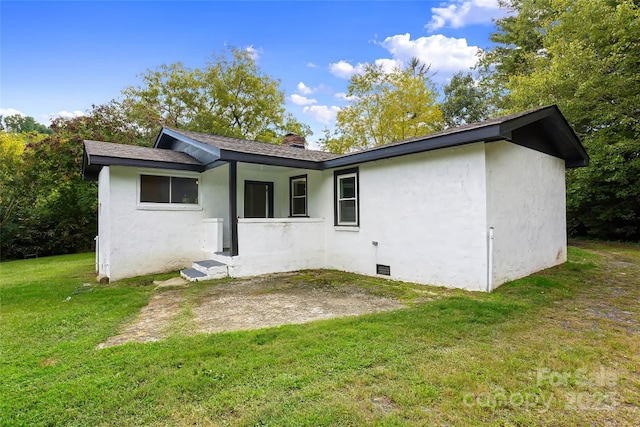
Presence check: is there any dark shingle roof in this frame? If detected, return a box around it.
[325,105,588,168]
[82,105,589,180]
[84,140,202,165]
[82,140,202,180]
[161,128,340,162]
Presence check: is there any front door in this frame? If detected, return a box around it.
[244,181,274,218]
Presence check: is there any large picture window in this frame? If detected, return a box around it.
[140,175,199,204]
[289,175,307,217]
[334,168,359,226]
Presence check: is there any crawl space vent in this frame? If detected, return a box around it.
[376,264,391,276]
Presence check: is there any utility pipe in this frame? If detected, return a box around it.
[487,227,494,292]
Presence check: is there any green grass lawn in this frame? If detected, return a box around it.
[1,243,639,426]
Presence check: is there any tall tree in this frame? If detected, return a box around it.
[322,59,443,153]
[0,104,153,260]
[1,114,52,134]
[122,47,310,143]
[481,0,640,240]
[441,71,492,127]
[50,102,149,146]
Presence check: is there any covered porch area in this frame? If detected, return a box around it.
[182,160,328,281]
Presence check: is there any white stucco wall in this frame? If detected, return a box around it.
[231,218,325,276]
[104,166,206,281]
[97,166,111,277]
[199,164,326,251]
[201,165,230,249]
[485,141,567,288]
[321,143,490,291]
[97,140,568,290]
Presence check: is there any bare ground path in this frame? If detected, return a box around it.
[97,272,407,348]
[558,242,640,336]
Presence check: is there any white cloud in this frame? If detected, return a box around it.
[53,110,86,119]
[334,92,358,102]
[328,60,367,79]
[245,45,263,60]
[0,108,85,123]
[296,82,316,95]
[379,33,479,75]
[302,105,341,125]
[0,108,24,117]
[425,0,506,32]
[373,58,402,73]
[290,94,318,106]
[306,62,317,68]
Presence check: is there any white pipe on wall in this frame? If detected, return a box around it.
[487,227,494,292]
[95,236,99,273]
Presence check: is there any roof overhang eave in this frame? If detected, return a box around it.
[218,149,324,170]
[323,124,505,169]
[82,154,204,180]
[500,106,589,168]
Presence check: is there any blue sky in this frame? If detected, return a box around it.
[1,0,507,145]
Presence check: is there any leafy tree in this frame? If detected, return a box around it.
[0,131,46,258]
[441,71,492,127]
[1,114,52,134]
[1,132,32,237]
[122,47,310,143]
[3,136,96,258]
[50,102,149,146]
[481,0,640,240]
[321,58,443,153]
[0,103,154,260]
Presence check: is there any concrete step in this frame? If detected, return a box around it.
[180,259,229,282]
[209,251,233,266]
[192,259,228,279]
[180,268,208,282]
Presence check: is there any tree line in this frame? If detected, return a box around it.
[1,1,638,259]
[327,0,639,241]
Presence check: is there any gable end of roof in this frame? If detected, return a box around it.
[498,105,588,168]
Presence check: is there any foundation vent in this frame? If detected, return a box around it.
[376,264,391,276]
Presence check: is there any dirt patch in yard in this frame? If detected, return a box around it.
[97,289,186,348]
[97,272,408,348]
[558,242,640,336]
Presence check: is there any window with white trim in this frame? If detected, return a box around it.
[290,175,307,217]
[334,168,359,226]
[140,175,199,204]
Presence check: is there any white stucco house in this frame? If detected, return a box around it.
[82,105,588,291]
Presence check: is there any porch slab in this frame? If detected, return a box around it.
[194,260,226,269]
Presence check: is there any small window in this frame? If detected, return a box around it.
[334,168,359,226]
[140,175,198,204]
[290,175,307,217]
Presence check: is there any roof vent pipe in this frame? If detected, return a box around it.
[282,133,306,149]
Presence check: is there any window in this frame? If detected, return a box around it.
[289,175,307,217]
[334,168,359,226]
[140,174,199,204]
